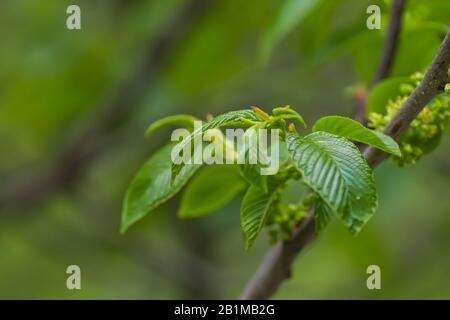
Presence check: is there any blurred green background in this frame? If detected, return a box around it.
[0,0,449,299]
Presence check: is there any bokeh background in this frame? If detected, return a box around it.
[0,0,449,299]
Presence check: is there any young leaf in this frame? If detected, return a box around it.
[121,144,200,233]
[272,105,307,128]
[240,163,268,193]
[238,127,268,192]
[239,163,268,192]
[312,116,401,156]
[175,109,262,154]
[178,165,246,218]
[240,139,291,192]
[240,178,284,250]
[145,114,198,138]
[287,132,378,234]
[203,109,262,130]
[171,109,261,180]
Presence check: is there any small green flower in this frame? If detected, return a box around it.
[445,83,450,94]
[368,73,450,166]
[266,195,310,242]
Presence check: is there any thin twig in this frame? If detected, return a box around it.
[240,29,450,300]
[365,30,450,167]
[239,214,316,300]
[369,0,406,88]
[354,0,406,123]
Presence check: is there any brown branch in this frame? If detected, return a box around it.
[354,0,406,123]
[239,29,450,300]
[0,0,212,212]
[365,30,450,167]
[369,0,406,88]
[239,214,316,300]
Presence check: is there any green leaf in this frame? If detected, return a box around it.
[312,116,401,156]
[314,197,333,232]
[366,77,412,114]
[238,127,268,192]
[145,114,198,138]
[287,132,378,234]
[240,179,283,250]
[178,165,246,218]
[239,139,291,193]
[176,110,261,151]
[121,144,200,233]
[261,0,320,63]
[171,109,261,180]
[202,109,261,129]
[240,163,268,193]
[272,105,307,128]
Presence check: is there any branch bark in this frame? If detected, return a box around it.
[0,0,211,211]
[240,29,450,300]
[239,214,316,300]
[369,0,406,88]
[365,30,450,167]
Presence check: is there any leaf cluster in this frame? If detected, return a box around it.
[122,106,401,249]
